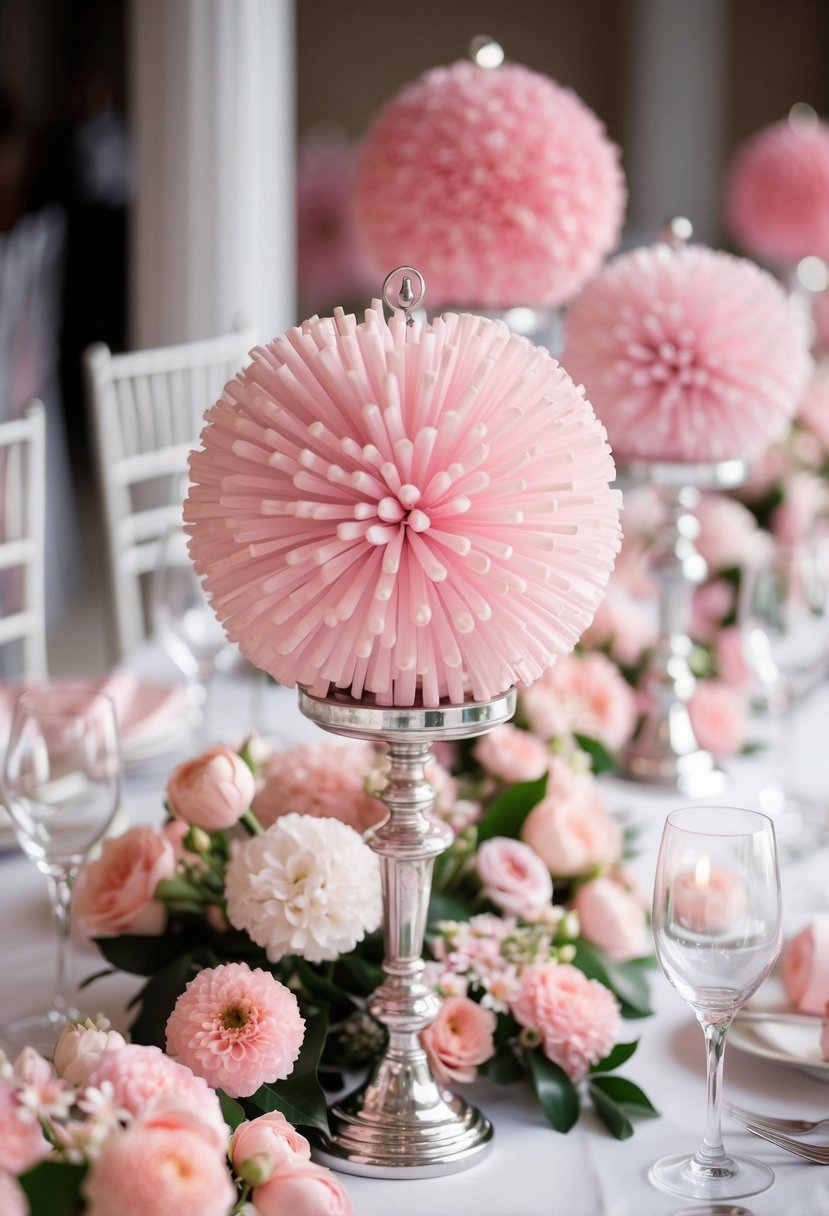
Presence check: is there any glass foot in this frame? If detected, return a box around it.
[649,1151,774,1200]
[3,1007,80,1057]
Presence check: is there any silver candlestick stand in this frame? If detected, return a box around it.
[618,459,746,797]
[297,685,516,1178]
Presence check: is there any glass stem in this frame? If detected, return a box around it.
[693,1015,733,1172]
[46,870,75,1017]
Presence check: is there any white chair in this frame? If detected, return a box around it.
[84,329,254,662]
[0,400,47,679]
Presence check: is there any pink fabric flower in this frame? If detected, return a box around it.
[352,59,625,309]
[0,1079,50,1173]
[72,825,176,937]
[724,116,829,263]
[572,875,650,962]
[166,962,305,1099]
[563,242,809,463]
[782,917,829,1015]
[166,744,256,831]
[420,995,497,1086]
[84,1044,225,1136]
[54,1022,127,1087]
[253,740,384,834]
[511,962,621,1080]
[688,680,748,757]
[0,1173,27,1216]
[253,1161,354,1216]
[473,724,550,784]
[82,1117,235,1216]
[521,767,622,877]
[231,1110,311,1183]
[476,836,553,918]
[521,651,637,751]
[185,303,622,707]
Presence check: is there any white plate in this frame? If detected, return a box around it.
[731,977,829,1082]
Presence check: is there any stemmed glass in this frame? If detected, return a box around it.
[650,806,782,1201]
[2,688,121,1052]
[739,536,829,845]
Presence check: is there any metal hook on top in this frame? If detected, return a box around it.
[469,35,504,69]
[660,216,693,251]
[382,266,426,327]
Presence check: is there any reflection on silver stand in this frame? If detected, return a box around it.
[618,459,746,797]
[297,686,516,1177]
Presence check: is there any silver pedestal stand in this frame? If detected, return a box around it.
[297,685,516,1178]
[618,459,746,797]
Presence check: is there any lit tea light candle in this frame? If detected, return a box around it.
[673,852,748,934]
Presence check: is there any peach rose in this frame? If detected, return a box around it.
[420,995,497,1086]
[473,725,549,784]
[782,917,829,1015]
[231,1110,311,1184]
[511,962,621,1081]
[166,744,256,831]
[572,875,650,962]
[72,826,176,937]
[521,775,622,877]
[521,652,637,752]
[252,1161,354,1216]
[688,681,748,757]
[476,837,553,918]
[54,1021,127,1087]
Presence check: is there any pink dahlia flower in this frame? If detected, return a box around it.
[352,59,625,309]
[166,962,305,1099]
[83,1043,225,1136]
[186,303,621,706]
[724,117,829,263]
[252,739,384,834]
[511,962,621,1081]
[563,242,810,464]
[420,995,497,1086]
[520,651,637,752]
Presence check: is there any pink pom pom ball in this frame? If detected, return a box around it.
[563,242,810,464]
[185,302,622,707]
[352,59,626,310]
[724,115,829,264]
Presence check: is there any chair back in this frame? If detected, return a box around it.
[84,329,254,661]
[0,401,47,679]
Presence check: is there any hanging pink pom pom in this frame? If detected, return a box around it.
[352,60,625,310]
[185,302,622,707]
[724,116,829,264]
[563,243,810,465]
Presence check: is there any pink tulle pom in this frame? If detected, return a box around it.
[185,302,622,707]
[724,117,829,264]
[352,60,625,310]
[562,242,810,464]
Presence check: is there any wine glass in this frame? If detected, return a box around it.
[738,536,829,846]
[2,688,121,1052]
[150,523,237,739]
[650,806,782,1201]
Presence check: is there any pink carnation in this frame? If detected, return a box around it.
[511,962,621,1080]
[253,1161,354,1216]
[252,740,384,834]
[476,836,553,918]
[166,962,305,1099]
[72,825,175,938]
[563,242,809,463]
[0,1080,50,1173]
[724,116,829,263]
[521,764,622,877]
[0,1173,27,1216]
[353,59,625,309]
[84,1044,225,1136]
[521,651,637,752]
[420,995,497,1086]
[688,680,748,757]
[473,724,550,784]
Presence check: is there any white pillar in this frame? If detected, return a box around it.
[626,0,727,246]
[129,0,295,347]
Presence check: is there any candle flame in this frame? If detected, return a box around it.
[694,853,711,889]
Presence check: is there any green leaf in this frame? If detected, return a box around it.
[19,1161,87,1216]
[292,958,357,1016]
[428,890,472,927]
[572,733,616,775]
[481,1044,526,1086]
[332,953,384,998]
[476,773,549,843]
[246,1010,330,1135]
[128,949,216,1046]
[218,1090,247,1131]
[590,1040,639,1074]
[94,929,202,976]
[589,1074,659,1117]
[588,1080,634,1140]
[572,942,653,1018]
[526,1049,579,1133]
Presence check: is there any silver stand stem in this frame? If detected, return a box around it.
[297,686,516,1178]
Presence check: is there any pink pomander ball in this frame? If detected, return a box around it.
[185,302,622,707]
[724,117,829,264]
[352,60,625,309]
[563,242,810,464]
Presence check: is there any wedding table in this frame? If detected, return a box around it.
[2,658,829,1216]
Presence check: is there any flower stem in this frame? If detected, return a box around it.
[241,809,264,836]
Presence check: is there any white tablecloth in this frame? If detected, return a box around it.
[2,664,829,1216]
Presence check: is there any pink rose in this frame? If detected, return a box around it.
[580,591,657,666]
[166,744,256,831]
[521,771,622,877]
[231,1110,311,1183]
[690,579,734,643]
[782,917,829,1015]
[54,1022,127,1087]
[420,995,497,1086]
[688,681,748,757]
[521,652,637,752]
[476,837,553,918]
[511,962,621,1081]
[0,1080,50,1174]
[72,825,176,937]
[473,725,550,784]
[695,493,764,573]
[572,875,650,962]
[253,1161,354,1216]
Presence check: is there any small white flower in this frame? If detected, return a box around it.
[225,813,382,963]
[77,1079,131,1128]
